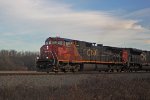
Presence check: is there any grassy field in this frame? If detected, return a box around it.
[0,73,150,100]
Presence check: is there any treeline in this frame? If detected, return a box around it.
[0,50,39,71]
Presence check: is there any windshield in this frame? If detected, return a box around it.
[45,41,51,45]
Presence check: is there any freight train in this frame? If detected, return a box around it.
[36,37,150,73]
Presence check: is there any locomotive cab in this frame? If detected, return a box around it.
[36,37,81,72]
[36,37,65,71]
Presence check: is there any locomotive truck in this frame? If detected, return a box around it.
[36,37,150,72]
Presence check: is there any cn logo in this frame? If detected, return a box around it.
[141,53,146,61]
[87,49,97,56]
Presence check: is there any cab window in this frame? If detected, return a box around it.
[45,41,48,45]
[58,41,63,45]
[45,41,51,45]
[65,42,72,46]
[51,41,57,44]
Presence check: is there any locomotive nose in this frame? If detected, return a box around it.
[42,45,50,51]
[40,45,53,59]
[38,45,56,63]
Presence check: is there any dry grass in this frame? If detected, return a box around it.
[0,73,150,100]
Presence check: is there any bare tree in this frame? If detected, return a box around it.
[0,50,38,71]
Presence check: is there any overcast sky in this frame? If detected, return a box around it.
[0,0,150,51]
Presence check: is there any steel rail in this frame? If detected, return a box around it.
[0,71,149,76]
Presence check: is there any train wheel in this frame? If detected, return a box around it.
[71,69,75,73]
[108,69,112,72]
[46,71,49,73]
[62,69,67,73]
[116,69,121,72]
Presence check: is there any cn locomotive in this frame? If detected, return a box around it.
[36,37,150,72]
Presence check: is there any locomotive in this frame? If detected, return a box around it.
[36,37,150,72]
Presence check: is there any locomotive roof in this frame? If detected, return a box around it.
[44,37,150,52]
[104,46,122,49]
[127,48,142,54]
[46,37,74,41]
[46,37,94,44]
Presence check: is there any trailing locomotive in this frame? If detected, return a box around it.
[36,37,150,72]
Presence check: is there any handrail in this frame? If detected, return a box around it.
[50,51,55,65]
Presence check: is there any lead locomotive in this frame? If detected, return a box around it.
[36,37,150,72]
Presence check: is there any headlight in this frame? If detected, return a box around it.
[47,46,49,50]
[46,57,48,59]
[36,57,39,60]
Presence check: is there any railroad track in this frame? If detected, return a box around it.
[0,71,54,76]
[0,71,149,76]
[0,71,99,76]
